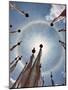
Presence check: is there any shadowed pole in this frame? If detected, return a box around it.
[11,48,36,89]
[10,29,21,33]
[11,62,28,89]
[10,56,19,65]
[10,56,22,73]
[59,40,66,50]
[50,8,66,26]
[58,29,66,32]
[10,41,22,51]
[9,2,29,17]
[10,24,12,28]
[59,40,66,85]
[20,48,36,87]
[42,76,44,86]
[50,72,55,86]
[25,44,43,87]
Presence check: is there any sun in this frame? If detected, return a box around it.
[18,20,62,73]
[29,36,51,63]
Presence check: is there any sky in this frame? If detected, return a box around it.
[9,1,66,87]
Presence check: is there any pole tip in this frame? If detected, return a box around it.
[50,23,53,26]
[10,24,12,28]
[19,56,22,60]
[32,48,36,53]
[59,40,61,42]
[17,41,22,45]
[40,64,41,68]
[17,42,20,45]
[26,62,27,65]
[51,72,53,78]
[25,13,29,17]
[18,29,21,32]
[40,44,43,48]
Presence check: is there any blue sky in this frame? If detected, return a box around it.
[9,1,66,87]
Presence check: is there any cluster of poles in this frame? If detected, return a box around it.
[9,2,29,73]
[9,2,66,88]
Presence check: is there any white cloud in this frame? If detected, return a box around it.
[45,4,65,21]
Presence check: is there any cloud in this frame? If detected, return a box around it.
[45,4,65,21]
